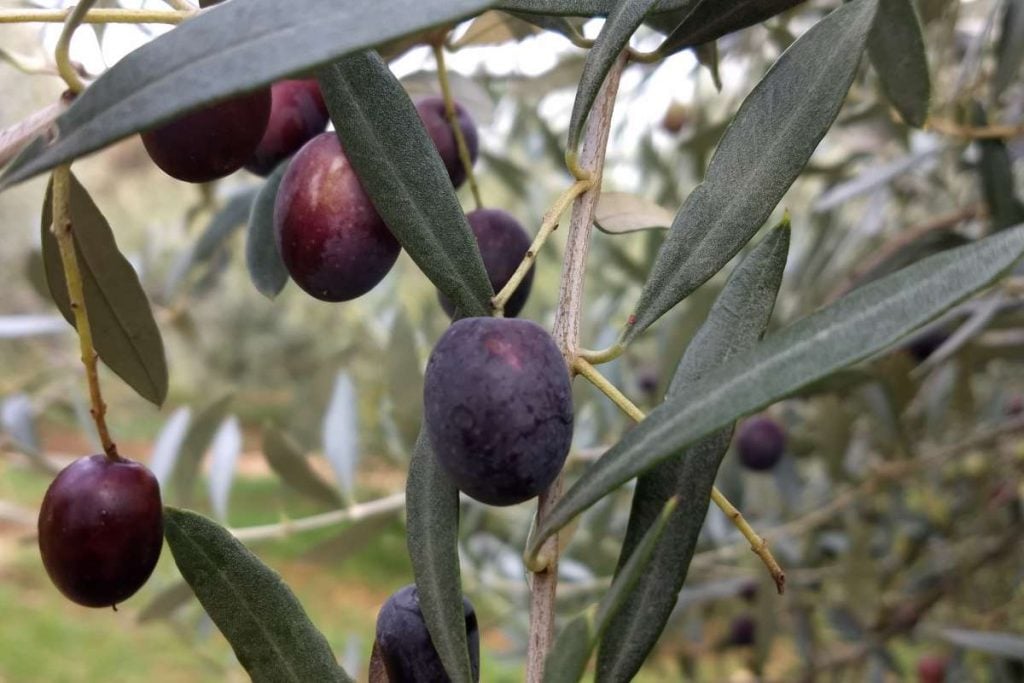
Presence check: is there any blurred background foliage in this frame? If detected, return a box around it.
[1,0,1024,680]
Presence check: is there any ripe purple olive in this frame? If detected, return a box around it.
[415,96,479,188]
[37,454,163,608]
[274,132,401,301]
[245,79,329,176]
[141,89,271,183]
[736,416,786,472]
[439,209,534,318]
[375,584,480,682]
[917,655,948,683]
[905,329,948,363]
[424,317,574,506]
[726,615,756,647]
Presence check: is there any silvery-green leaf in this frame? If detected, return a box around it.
[323,372,358,503]
[623,0,879,343]
[207,416,242,521]
[530,225,1024,558]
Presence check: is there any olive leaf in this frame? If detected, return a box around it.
[165,189,257,299]
[994,1,1024,98]
[543,497,677,683]
[317,51,494,317]
[0,0,496,190]
[41,172,168,406]
[406,430,475,683]
[529,224,1024,559]
[623,0,879,344]
[597,220,789,683]
[164,508,353,682]
[868,0,931,128]
[652,0,806,55]
[246,160,290,299]
[594,192,675,234]
[170,393,233,506]
[262,428,341,507]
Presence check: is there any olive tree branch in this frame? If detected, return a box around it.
[492,179,590,315]
[0,96,71,168]
[432,42,483,211]
[50,164,118,460]
[0,8,191,25]
[228,492,406,542]
[525,51,627,683]
[573,357,786,594]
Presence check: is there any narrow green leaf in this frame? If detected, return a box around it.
[543,613,595,683]
[317,51,493,317]
[973,103,1024,232]
[41,172,168,406]
[171,393,233,506]
[597,222,789,683]
[164,508,352,682]
[995,1,1024,98]
[623,0,878,344]
[545,498,677,683]
[654,0,806,55]
[406,430,474,683]
[567,0,664,155]
[246,161,290,299]
[868,0,931,128]
[165,189,257,298]
[594,192,675,234]
[939,628,1024,660]
[262,428,341,507]
[386,310,424,451]
[0,0,495,189]
[530,225,1024,558]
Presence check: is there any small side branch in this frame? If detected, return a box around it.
[492,179,590,315]
[573,357,786,594]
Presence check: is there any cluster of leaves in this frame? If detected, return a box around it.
[2,0,1024,680]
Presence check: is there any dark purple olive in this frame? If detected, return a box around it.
[736,416,786,472]
[246,79,329,176]
[141,89,271,183]
[424,317,574,506]
[38,454,163,608]
[415,96,479,188]
[375,584,480,682]
[274,132,401,301]
[439,209,534,318]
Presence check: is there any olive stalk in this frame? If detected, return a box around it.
[50,165,118,460]
[572,357,786,593]
[492,178,590,315]
[525,51,627,683]
[432,42,483,211]
[54,0,100,94]
[0,8,192,25]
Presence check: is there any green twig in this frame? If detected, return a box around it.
[432,42,483,210]
[50,165,118,460]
